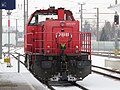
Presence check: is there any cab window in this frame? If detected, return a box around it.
[29,15,38,26]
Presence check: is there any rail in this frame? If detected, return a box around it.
[92,65,120,80]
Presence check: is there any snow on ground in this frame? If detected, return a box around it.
[77,73,120,90]
[0,72,48,90]
[77,55,120,90]
[92,55,108,67]
[53,86,81,90]
[1,47,120,90]
[0,47,48,90]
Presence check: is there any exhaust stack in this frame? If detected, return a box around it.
[58,8,64,20]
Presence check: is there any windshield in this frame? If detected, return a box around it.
[29,13,58,26]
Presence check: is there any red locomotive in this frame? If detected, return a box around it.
[24,7,91,82]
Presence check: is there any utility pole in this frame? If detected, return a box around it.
[97,8,99,41]
[24,0,28,34]
[114,0,119,55]
[24,0,26,34]
[7,10,12,67]
[93,8,99,41]
[16,19,18,46]
[78,3,85,32]
[7,10,11,55]
[0,10,2,59]
[27,0,28,21]
[81,4,83,32]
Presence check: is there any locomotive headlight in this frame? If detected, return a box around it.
[75,45,79,49]
[75,45,79,53]
[75,50,79,53]
[60,22,65,27]
[47,50,50,53]
[47,45,51,48]
[46,45,51,53]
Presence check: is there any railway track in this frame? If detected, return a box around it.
[69,81,89,90]
[92,65,120,80]
[4,48,120,89]
[92,52,120,80]
[6,49,88,90]
[92,52,120,59]
[47,81,89,90]
[32,72,89,90]
[2,48,120,89]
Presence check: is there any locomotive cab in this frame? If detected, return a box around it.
[24,7,91,82]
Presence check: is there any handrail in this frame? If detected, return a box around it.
[26,32,91,55]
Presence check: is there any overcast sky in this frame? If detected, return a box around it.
[16,0,120,22]
[2,0,120,31]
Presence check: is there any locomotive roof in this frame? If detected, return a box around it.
[32,7,75,21]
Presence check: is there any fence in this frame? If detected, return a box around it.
[92,40,120,52]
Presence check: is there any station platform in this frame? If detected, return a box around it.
[0,57,48,90]
[105,59,120,70]
[0,72,36,90]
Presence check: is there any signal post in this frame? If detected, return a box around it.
[114,14,119,56]
[0,0,16,66]
[114,0,119,56]
[0,10,2,59]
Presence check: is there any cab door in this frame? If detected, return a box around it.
[25,15,38,53]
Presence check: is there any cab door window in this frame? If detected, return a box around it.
[29,15,38,26]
